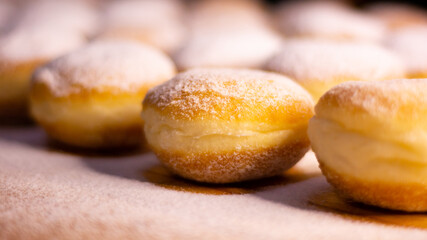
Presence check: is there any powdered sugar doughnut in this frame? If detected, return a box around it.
[0,30,86,120]
[9,0,99,38]
[275,1,386,42]
[309,79,427,211]
[265,40,406,101]
[99,0,186,54]
[385,26,427,78]
[0,0,99,120]
[172,0,282,71]
[142,68,314,183]
[173,28,282,71]
[30,40,176,149]
[188,0,271,32]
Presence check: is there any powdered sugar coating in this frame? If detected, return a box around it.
[33,40,176,96]
[173,29,282,70]
[103,0,184,26]
[385,26,427,75]
[8,0,99,37]
[0,27,86,64]
[0,0,99,63]
[144,68,313,121]
[317,79,427,126]
[175,0,281,70]
[275,1,386,42]
[100,0,186,53]
[265,40,405,85]
[188,0,271,32]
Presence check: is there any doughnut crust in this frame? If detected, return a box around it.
[31,84,147,148]
[142,68,314,183]
[308,79,427,211]
[265,40,406,101]
[0,60,45,119]
[0,29,85,119]
[30,41,175,149]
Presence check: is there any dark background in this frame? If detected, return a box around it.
[266,0,427,9]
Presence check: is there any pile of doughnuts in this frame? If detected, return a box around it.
[2,0,427,211]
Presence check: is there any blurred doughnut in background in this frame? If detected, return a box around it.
[384,26,427,78]
[0,0,426,121]
[97,0,187,54]
[30,40,176,149]
[173,0,282,70]
[274,1,387,42]
[0,0,99,121]
[265,39,406,101]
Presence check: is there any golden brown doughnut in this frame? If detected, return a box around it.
[0,30,86,120]
[142,68,314,183]
[0,0,99,120]
[30,40,176,149]
[265,40,406,101]
[308,79,427,212]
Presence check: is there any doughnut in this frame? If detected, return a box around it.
[10,0,99,38]
[265,40,406,101]
[0,30,86,120]
[188,0,270,32]
[30,40,176,149]
[173,29,282,71]
[142,68,314,183]
[367,3,427,29]
[385,26,427,78]
[308,79,427,212]
[99,0,186,54]
[172,0,282,71]
[275,1,386,42]
[0,0,98,120]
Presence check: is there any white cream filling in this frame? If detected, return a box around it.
[143,107,307,153]
[31,94,142,130]
[308,117,427,184]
